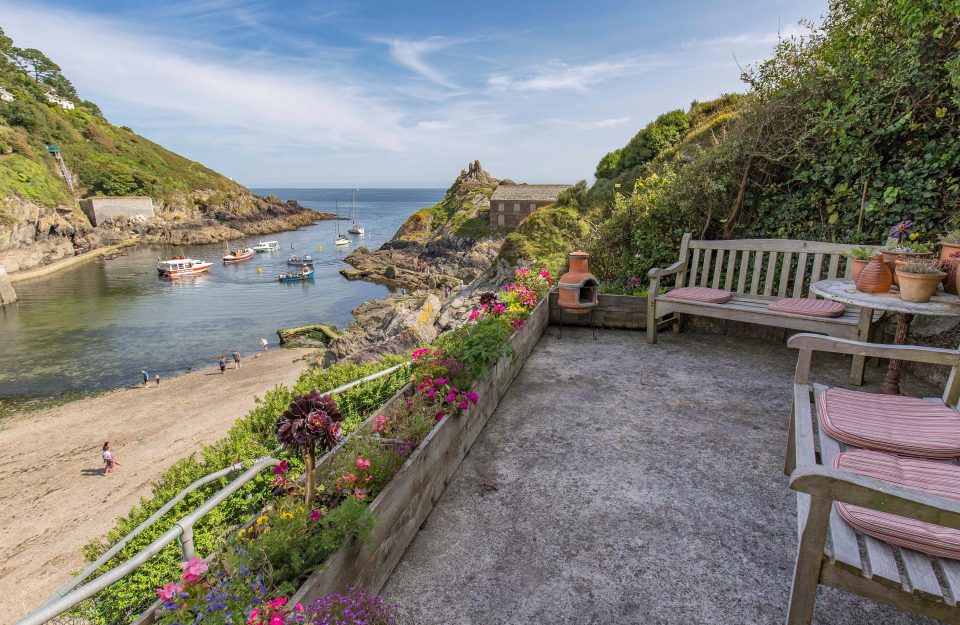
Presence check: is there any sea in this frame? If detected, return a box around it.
[0,188,444,400]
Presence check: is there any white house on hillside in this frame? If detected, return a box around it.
[0,87,13,102]
[44,92,74,109]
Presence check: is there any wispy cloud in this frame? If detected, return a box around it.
[487,60,655,93]
[683,23,808,49]
[544,117,632,130]
[378,36,459,88]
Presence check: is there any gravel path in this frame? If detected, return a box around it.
[0,347,313,622]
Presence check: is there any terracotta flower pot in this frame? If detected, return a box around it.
[940,243,960,295]
[881,249,932,284]
[855,255,892,294]
[850,259,869,282]
[896,270,947,303]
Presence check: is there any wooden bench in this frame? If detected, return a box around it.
[785,334,960,625]
[646,233,878,384]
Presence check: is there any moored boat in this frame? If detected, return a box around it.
[286,255,313,266]
[347,190,364,234]
[335,234,350,246]
[223,247,255,263]
[252,241,280,252]
[157,257,213,277]
[278,267,315,282]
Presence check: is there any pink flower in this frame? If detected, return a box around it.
[435,377,449,385]
[272,460,289,475]
[270,597,288,608]
[466,392,479,404]
[458,400,468,409]
[411,348,431,360]
[512,319,526,330]
[492,303,506,315]
[354,488,366,500]
[180,556,208,582]
[434,411,445,421]
[468,310,481,321]
[309,509,321,521]
[248,607,259,624]
[516,268,529,276]
[156,582,184,601]
[539,269,550,278]
[425,388,436,398]
[446,390,458,403]
[356,457,371,470]
[295,603,304,612]
[270,613,283,625]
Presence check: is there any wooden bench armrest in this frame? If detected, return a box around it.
[790,464,960,531]
[788,334,960,366]
[647,260,686,279]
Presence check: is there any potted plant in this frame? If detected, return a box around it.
[881,222,934,280]
[843,247,875,282]
[940,230,960,294]
[895,258,947,303]
[276,390,344,505]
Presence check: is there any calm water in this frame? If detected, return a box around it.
[0,188,443,398]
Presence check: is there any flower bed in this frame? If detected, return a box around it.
[143,268,552,625]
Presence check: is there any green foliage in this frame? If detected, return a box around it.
[441,316,515,379]
[0,154,70,206]
[620,109,690,172]
[844,246,875,261]
[500,205,591,276]
[318,496,375,552]
[78,358,407,625]
[595,149,622,180]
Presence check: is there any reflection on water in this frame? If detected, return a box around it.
[0,188,443,398]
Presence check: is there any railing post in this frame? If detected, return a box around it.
[179,523,195,561]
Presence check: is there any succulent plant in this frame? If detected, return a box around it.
[941,229,960,245]
[898,258,945,274]
[276,390,343,504]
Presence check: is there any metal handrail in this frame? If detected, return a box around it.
[18,361,411,625]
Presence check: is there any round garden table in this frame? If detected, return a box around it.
[810,278,960,395]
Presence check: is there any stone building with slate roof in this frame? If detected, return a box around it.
[489,183,572,229]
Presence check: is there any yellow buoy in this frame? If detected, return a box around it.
[317,244,323,251]
[257,267,262,273]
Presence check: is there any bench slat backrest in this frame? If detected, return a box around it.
[677,236,860,300]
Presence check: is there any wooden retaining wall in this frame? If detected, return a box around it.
[290,297,549,603]
[548,291,647,330]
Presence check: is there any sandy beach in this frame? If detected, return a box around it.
[0,347,314,622]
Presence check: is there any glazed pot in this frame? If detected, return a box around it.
[940,244,960,295]
[855,255,892,294]
[850,259,869,282]
[881,249,933,284]
[896,270,947,303]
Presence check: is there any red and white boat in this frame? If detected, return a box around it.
[223,247,255,264]
[157,257,213,277]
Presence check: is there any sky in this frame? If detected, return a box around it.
[1,0,828,188]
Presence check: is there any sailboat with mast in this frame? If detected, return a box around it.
[347,189,364,235]
[335,199,350,246]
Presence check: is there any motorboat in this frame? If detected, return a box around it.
[252,241,280,253]
[278,267,315,282]
[286,255,314,266]
[157,257,213,277]
[223,247,254,263]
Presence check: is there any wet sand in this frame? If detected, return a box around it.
[0,347,313,621]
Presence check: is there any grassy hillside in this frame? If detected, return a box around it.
[0,27,248,214]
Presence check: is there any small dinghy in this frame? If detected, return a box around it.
[252,240,280,253]
[286,255,314,266]
[278,267,315,282]
[223,247,254,264]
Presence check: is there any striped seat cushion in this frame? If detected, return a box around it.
[835,450,960,559]
[818,388,960,458]
[665,287,732,304]
[768,297,845,317]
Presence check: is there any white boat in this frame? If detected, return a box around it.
[252,241,280,252]
[223,247,254,263]
[347,190,364,234]
[334,200,351,246]
[157,257,213,277]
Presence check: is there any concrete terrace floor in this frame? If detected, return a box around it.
[382,327,943,625]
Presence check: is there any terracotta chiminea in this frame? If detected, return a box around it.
[557,251,599,339]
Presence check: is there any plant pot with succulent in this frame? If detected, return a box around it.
[881,220,934,284]
[940,230,960,295]
[896,259,947,303]
[843,247,875,282]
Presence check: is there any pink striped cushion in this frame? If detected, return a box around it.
[768,298,845,317]
[835,450,960,559]
[818,388,960,458]
[666,287,732,303]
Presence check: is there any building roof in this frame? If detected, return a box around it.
[491,184,572,202]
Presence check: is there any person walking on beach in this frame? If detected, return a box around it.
[155,374,161,386]
[102,442,119,475]
[260,337,269,352]
[141,369,149,387]
[218,355,227,374]
[232,350,241,369]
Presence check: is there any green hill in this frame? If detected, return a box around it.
[0,27,318,272]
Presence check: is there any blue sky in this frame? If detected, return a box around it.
[1,0,827,187]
